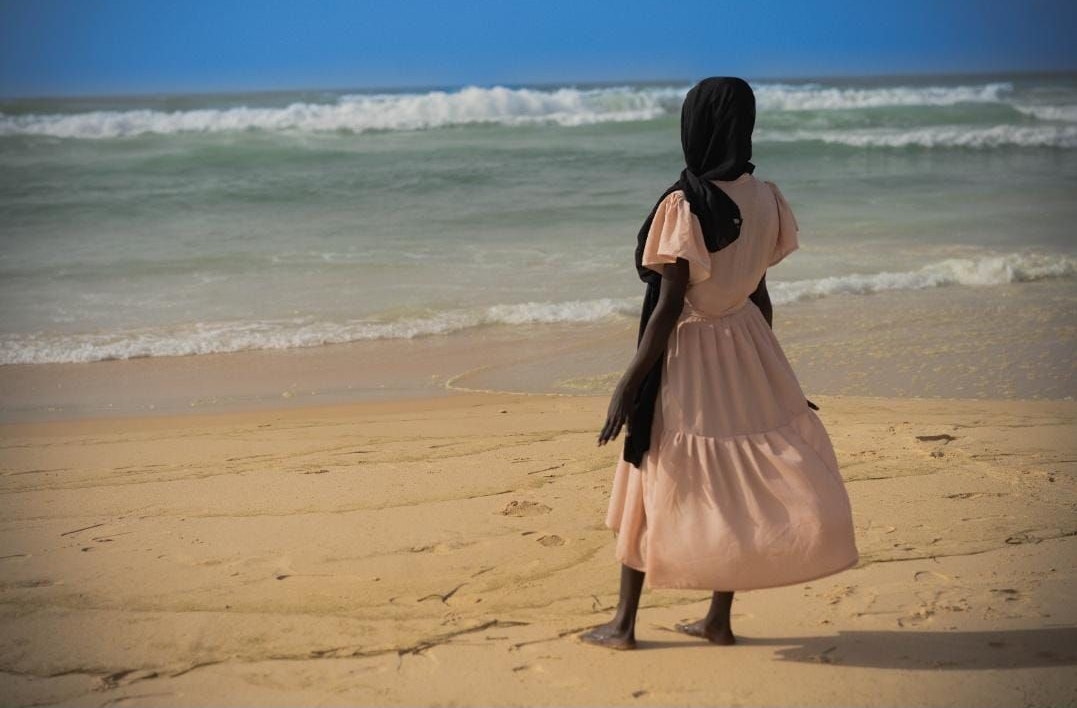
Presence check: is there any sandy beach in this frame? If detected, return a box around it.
[1,389,1074,707]
[2,63,1075,708]
[2,4,1076,703]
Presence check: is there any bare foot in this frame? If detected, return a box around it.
[579,622,637,650]
[674,619,736,645]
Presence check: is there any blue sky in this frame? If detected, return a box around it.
[0,0,1074,97]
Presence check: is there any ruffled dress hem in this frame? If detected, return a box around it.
[620,551,860,593]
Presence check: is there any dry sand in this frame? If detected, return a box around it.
[1,392,1075,707]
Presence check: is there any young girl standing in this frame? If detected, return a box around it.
[584,77,859,650]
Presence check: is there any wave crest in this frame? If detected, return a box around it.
[1,253,1072,365]
[760,123,1077,148]
[754,82,1011,111]
[771,253,1074,304]
[0,81,1047,139]
[0,297,638,364]
[0,86,679,139]
[1012,103,1077,123]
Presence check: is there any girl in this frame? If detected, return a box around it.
[583,77,859,650]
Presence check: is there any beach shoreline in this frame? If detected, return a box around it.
[2,279,1072,425]
[1,390,1074,706]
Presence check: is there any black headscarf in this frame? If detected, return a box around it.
[622,77,757,467]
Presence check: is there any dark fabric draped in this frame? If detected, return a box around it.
[623,77,757,467]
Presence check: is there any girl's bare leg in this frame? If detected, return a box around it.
[579,564,645,650]
[675,591,736,645]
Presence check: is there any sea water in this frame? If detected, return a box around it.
[1,73,1074,365]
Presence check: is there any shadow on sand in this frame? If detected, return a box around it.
[642,625,1077,670]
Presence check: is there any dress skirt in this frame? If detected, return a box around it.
[605,299,860,591]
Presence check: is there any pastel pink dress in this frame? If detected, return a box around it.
[606,174,859,591]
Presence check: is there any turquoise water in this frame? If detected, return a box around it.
[0,73,1074,364]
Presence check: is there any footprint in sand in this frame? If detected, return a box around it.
[897,603,935,627]
[537,535,565,547]
[500,500,552,517]
[409,541,465,554]
[990,587,1021,602]
[913,570,952,583]
[897,587,971,627]
[823,585,856,605]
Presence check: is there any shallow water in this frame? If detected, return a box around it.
[1,73,1074,366]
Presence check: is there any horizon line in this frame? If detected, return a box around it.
[2,67,1074,102]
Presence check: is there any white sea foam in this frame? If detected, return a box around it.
[1,253,1071,365]
[759,124,1077,148]
[0,81,1040,139]
[770,253,1075,305]
[1012,103,1077,122]
[0,297,639,364]
[0,86,680,139]
[753,82,1012,111]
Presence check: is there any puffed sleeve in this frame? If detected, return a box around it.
[765,181,800,266]
[640,190,712,284]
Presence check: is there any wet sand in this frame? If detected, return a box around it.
[1,392,1074,706]
[2,279,1072,424]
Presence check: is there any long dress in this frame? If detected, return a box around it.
[605,173,859,591]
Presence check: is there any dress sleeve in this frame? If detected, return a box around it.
[640,190,712,284]
[765,181,800,266]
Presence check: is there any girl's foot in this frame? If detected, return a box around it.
[674,619,736,645]
[579,622,637,650]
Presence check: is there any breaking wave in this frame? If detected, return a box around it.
[0,297,639,364]
[2,253,1071,365]
[754,81,1012,111]
[758,123,1077,148]
[770,252,1074,304]
[0,86,680,138]
[4,80,1067,141]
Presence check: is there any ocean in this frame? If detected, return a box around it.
[1,73,1075,368]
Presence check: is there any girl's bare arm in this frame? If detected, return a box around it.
[598,258,690,446]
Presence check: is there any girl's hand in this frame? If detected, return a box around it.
[598,259,687,448]
[598,379,638,446]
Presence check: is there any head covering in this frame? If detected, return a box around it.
[623,77,757,467]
